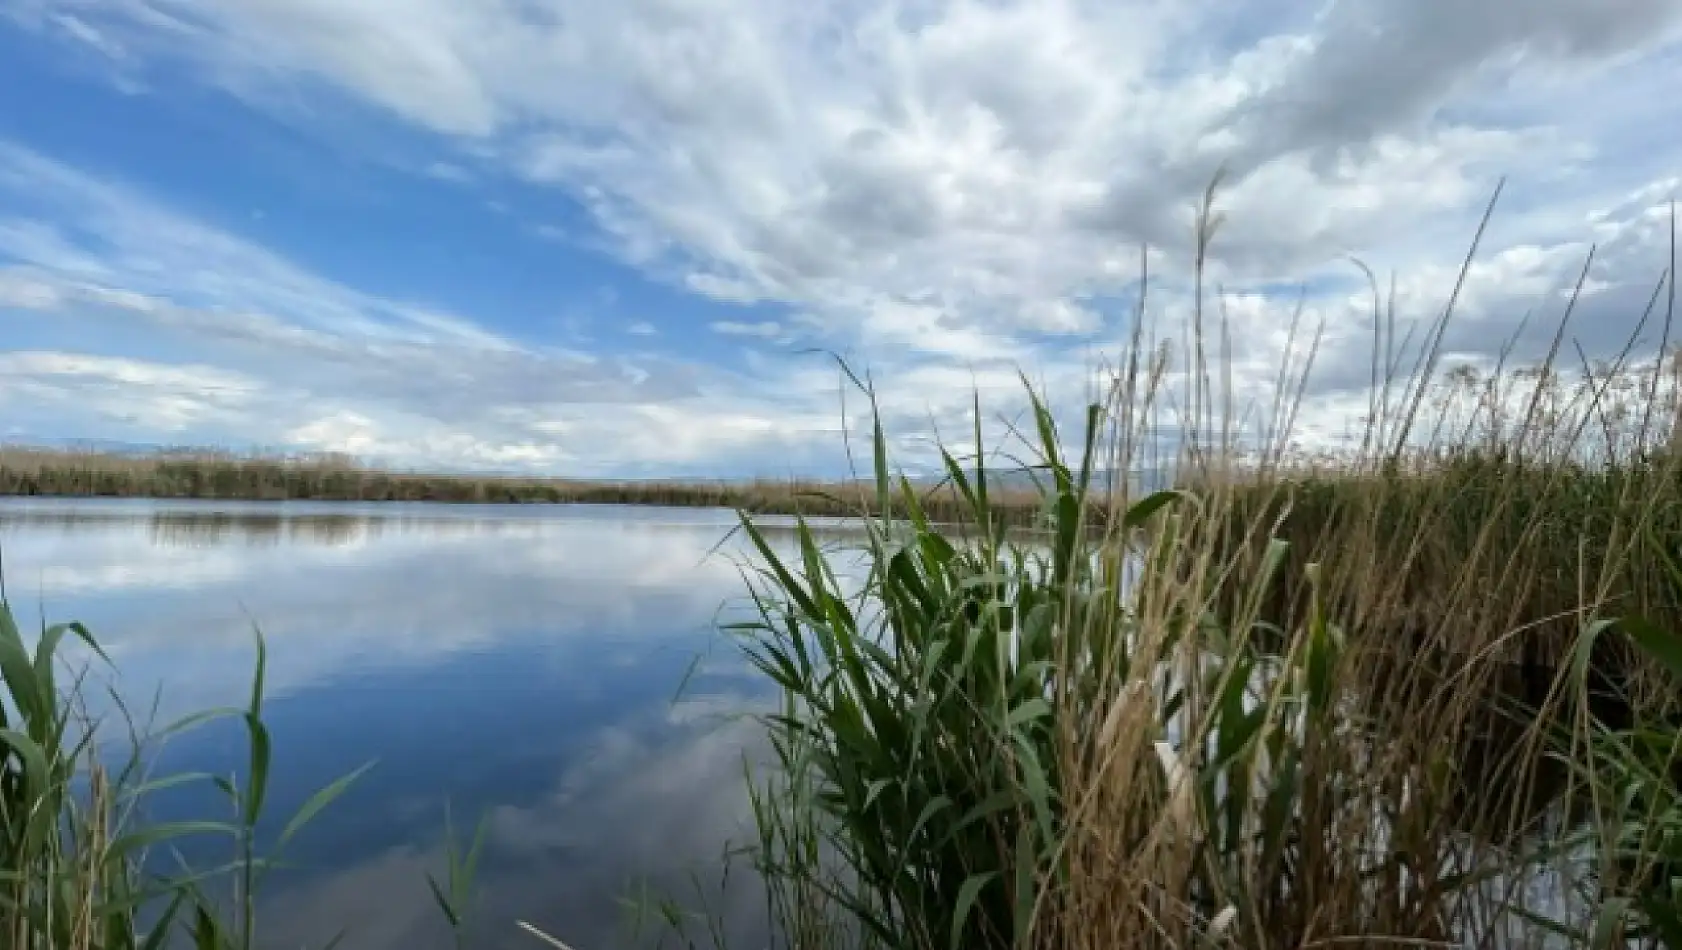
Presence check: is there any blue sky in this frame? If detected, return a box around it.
[0,0,1680,476]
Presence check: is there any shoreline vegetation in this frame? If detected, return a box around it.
[18,192,1682,950]
[0,446,1056,525]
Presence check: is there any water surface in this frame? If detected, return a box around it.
[0,498,833,950]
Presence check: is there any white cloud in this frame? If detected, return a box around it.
[1021,298,1102,334]
[6,0,1682,469]
[0,351,257,394]
[709,320,782,340]
[0,142,505,348]
[51,12,127,60]
[687,272,766,304]
[0,350,264,432]
[0,144,854,473]
[0,270,65,308]
[420,160,472,183]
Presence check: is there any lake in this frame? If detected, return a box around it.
[0,497,833,950]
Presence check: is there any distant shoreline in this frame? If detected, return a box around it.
[0,446,1053,523]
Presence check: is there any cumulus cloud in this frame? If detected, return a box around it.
[5,0,1682,470]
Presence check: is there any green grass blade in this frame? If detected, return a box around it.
[275,760,376,852]
[240,712,271,828]
[951,872,998,950]
[1620,615,1682,682]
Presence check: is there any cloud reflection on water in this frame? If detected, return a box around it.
[0,498,848,949]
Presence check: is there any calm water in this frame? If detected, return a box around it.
[0,498,842,950]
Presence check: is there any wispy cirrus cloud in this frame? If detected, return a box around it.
[0,143,849,473]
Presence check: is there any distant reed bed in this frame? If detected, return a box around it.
[0,446,1053,525]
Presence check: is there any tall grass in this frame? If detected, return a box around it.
[0,597,366,950]
[715,190,1682,950]
[729,367,1518,948]
[1207,351,1682,669]
[1544,611,1682,948]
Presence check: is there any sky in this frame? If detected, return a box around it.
[0,0,1680,477]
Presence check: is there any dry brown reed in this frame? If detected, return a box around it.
[715,184,1682,950]
[0,446,1055,525]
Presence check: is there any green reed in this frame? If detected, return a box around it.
[0,599,366,950]
[704,186,1682,950]
[719,358,1545,950]
[1528,525,1682,949]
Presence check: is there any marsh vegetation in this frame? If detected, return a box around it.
[0,448,1050,526]
[687,199,1682,950]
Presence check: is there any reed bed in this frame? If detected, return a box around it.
[1203,352,1682,663]
[678,194,1682,950]
[0,448,1052,525]
[719,364,1536,950]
